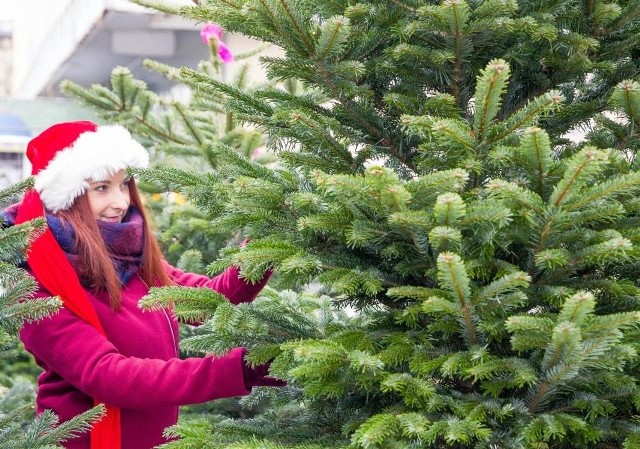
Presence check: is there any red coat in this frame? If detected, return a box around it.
[20,263,269,449]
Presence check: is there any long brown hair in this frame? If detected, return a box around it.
[57,178,171,310]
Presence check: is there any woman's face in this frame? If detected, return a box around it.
[86,169,131,223]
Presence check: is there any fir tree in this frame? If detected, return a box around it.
[62,0,640,448]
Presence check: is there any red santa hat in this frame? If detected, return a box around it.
[28,120,149,212]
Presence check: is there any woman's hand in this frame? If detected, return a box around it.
[241,352,287,389]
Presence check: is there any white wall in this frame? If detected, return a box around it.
[12,0,108,97]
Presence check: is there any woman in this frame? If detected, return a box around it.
[1,121,283,449]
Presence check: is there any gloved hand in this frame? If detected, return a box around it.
[241,352,287,389]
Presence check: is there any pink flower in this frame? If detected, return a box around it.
[200,23,223,44]
[217,42,234,63]
[252,147,264,160]
[200,23,234,63]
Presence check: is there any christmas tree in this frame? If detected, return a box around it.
[63,0,640,447]
[0,180,104,448]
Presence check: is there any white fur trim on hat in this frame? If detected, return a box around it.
[34,125,149,212]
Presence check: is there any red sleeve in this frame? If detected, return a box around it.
[20,303,250,409]
[163,261,271,305]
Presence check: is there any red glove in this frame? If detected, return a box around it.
[241,352,287,389]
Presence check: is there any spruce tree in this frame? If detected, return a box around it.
[62,0,640,448]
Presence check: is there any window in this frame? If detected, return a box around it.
[0,151,25,189]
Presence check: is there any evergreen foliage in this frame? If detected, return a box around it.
[63,0,640,447]
[0,178,58,352]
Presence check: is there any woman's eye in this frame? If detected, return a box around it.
[94,185,107,192]
[121,180,131,190]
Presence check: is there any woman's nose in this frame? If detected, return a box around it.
[109,189,130,209]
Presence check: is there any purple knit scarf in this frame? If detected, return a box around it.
[2,204,144,285]
[58,207,144,285]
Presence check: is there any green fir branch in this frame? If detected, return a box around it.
[610,80,640,126]
[549,147,611,208]
[472,59,510,140]
[0,178,33,205]
[436,252,479,345]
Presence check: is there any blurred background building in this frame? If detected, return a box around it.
[0,0,269,188]
[11,0,209,98]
